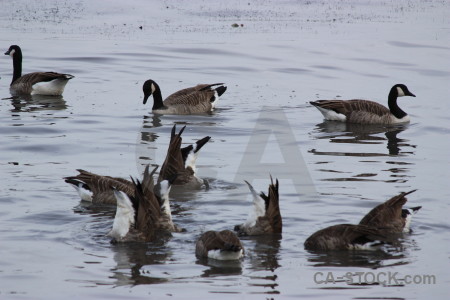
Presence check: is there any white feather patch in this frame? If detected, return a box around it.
[208,249,244,260]
[159,180,173,221]
[185,149,198,172]
[391,114,410,124]
[70,183,93,202]
[243,181,266,228]
[349,241,384,251]
[31,78,70,96]
[315,106,347,122]
[397,86,406,97]
[108,190,135,240]
[211,90,219,110]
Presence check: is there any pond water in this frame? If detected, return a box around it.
[1,0,449,299]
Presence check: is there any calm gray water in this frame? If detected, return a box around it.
[1,0,449,299]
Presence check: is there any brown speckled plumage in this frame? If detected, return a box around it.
[195,230,244,259]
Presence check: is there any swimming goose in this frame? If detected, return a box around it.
[304,224,387,251]
[359,190,421,233]
[234,176,282,236]
[142,79,227,114]
[195,230,244,260]
[158,125,211,188]
[5,45,74,96]
[310,84,416,124]
[65,165,158,204]
[109,176,183,243]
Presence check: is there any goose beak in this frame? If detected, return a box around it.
[4,51,10,55]
[407,91,416,97]
[143,94,149,104]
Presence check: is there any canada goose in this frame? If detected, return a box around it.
[310,84,416,124]
[142,79,227,114]
[158,125,210,188]
[5,45,74,96]
[359,190,421,233]
[195,230,244,260]
[305,190,421,251]
[234,176,282,236]
[109,176,183,243]
[304,224,388,251]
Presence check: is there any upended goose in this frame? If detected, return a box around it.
[304,190,420,251]
[195,230,244,260]
[158,125,210,188]
[5,45,74,96]
[142,79,227,114]
[109,175,184,243]
[310,84,416,124]
[359,190,421,233]
[234,176,282,236]
[64,165,158,205]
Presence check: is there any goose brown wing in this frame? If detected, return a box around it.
[313,99,391,117]
[359,190,417,231]
[65,169,134,203]
[164,84,222,106]
[15,72,72,85]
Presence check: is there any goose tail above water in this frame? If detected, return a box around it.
[158,125,210,187]
[359,189,420,233]
[235,176,282,236]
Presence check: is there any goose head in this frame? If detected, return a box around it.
[142,79,159,104]
[392,84,416,98]
[5,45,21,57]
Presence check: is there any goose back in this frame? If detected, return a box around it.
[195,230,244,260]
[304,224,387,251]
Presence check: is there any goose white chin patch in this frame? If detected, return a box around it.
[151,83,156,94]
[397,86,406,97]
[9,49,16,56]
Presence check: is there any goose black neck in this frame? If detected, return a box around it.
[151,85,166,110]
[11,50,23,84]
[388,88,407,119]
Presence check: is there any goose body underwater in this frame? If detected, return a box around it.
[5,45,74,96]
[142,79,227,114]
[310,84,416,125]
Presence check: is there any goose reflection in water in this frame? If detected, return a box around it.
[110,241,172,286]
[311,121,416,157]
[6,94,68,112]
[305,234,419,271]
